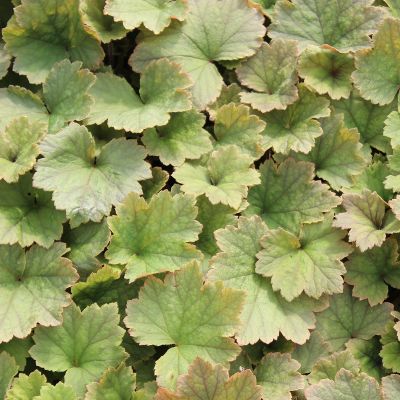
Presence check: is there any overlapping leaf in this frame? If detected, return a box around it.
[131,0,266,108]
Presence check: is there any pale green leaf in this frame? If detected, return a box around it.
[255,353,304,400]
[33,384,77,400]
[173,145,260,209]
[305,369,381,400]
[43,60,96,133]
[269,0,385,52]
[281,114,368,190]
[258,85,330,154]
[125,263,244,389]
[84,364,136,400]
[155,358,262,400]
[315,285,393,351]
[0,117,46,183]
[383,374,400,400]
[353,18,400,105]
[105,0,187,34]
[298,46,354,100]
[33,123,151,227]
[0,43,11,79]
[333,190,400,251]
[0,173,66,248]
[106,191,202,282]
[291,332,331,374]
[245,158,341,234]
[3,0,104,83]
[380,322,400,373]
[142,110,212,166]
[206,84,241,121]
[213,103,266,159]
[236,40,298,112]
[0,86,48,133]
[309,350,360,384]
[30,303,127,396]
[6,371,48,400]
[87,59,192,133]
[0,352,18,399]
[208,216,325,345]
[130,0,266,108]
[0,243,77,343]
[256,213,352,301]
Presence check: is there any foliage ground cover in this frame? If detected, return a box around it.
[2,0,400,399]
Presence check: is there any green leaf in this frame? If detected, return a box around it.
[33,383,77,400]
[353,18,400,105]
[346,337,385,381]
[0,173,66,247]
[255,353,304,400]
[305,369,381,400]
[43,60,96,133]
[87,59,192,133]
[195,195,236,257]
[256,213,352,301]
[208,216,325,345]
[0,337,32,370]
[142,110,212,166]
[0,352,18,399]
[345,239,400,305]
[30,303,127,396]
[80,0,127,43]
[173,145,260,209]
[384,0,400,16]
[344,157,393,202]
[332,90,396,152]
[315,285,393,352]
[383,374,400,400]
[0,243,77,343]
[84,364,136,400]
[106,191,202,282]
[213,103,266,159]
[280,114,368,190]
[3,0,104,83]
[245,158,340,234]
[258,85,330,154]
[130,0,266,108]
[385,149,400,191]
[333,190,400,252]
[5,371,48,400]
[141,167,169,200]
[291,332,331,374]
[269,0,385,52]
[385,113,400,154]
[125,263,244,389]
[63,220,110,277]
[0,117,46,183]
[155,357,262,400]
[105,0,187,34]
[309,350,360,384]
[298,46,354,100]
[206,83,241,121]
[33,123,151,227]
[0,86,48,133]
[380,322,400,373]
[0,43,11,79]
[72,266,138,314]
[236,40,299,112]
